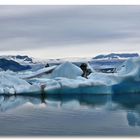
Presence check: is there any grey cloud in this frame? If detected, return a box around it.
[0,6,140,51]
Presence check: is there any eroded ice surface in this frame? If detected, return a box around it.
[51,61,83,79]
[19,65,56,79]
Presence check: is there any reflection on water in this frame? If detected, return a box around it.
[0,94,111,112]
[1,94,140,126]
[1,93,140,135]
[112,94,140,127]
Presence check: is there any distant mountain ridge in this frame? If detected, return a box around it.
[0,53,139,72]
[11,55,33,63]
[0,55,44,72]
[93,53,139,59]
[0,55,33,64]
[0,58,31,72]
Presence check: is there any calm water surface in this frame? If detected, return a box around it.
[0,93,140,136]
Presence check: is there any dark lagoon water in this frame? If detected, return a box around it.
[0,93,140,136]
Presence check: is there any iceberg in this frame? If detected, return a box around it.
[19,65,56,79]
[43,77,113,94]
[1,57,140,95]
[24,58,140,94]
[51,61,83,79]
[112,57,140,93]
[0,71,40,94]
[45,58,140,94]
[117,57,140,81]
[88,72,119,86]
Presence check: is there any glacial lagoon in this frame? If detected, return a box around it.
[0,93,140,136]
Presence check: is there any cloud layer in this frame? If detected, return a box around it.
[0,6,140,58]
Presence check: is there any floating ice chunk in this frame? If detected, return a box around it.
[51,61,83,79]
[0,71,40,94]
[3,56,140,95]
[117,57,140,82]
[117,59,135,75]
[88,72,119,86]
[17,57,140,94]
[108,57,140,93]
[19,65,56,79]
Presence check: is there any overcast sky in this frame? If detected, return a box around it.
[0,6,140,58]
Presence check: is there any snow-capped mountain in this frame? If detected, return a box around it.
[93,53,139,60]
[0,55,34,65]
[0,58,31,72]
[0,55,45,72]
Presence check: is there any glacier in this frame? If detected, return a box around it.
[0,57,140,94]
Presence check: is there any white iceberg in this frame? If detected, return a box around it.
[88,72,119,86]
[0,71,40,94]
[117,57,140,81]
[46,57,140,94]
[111,57,140,93]
[19,65,56,79]
[51,61,83,79]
